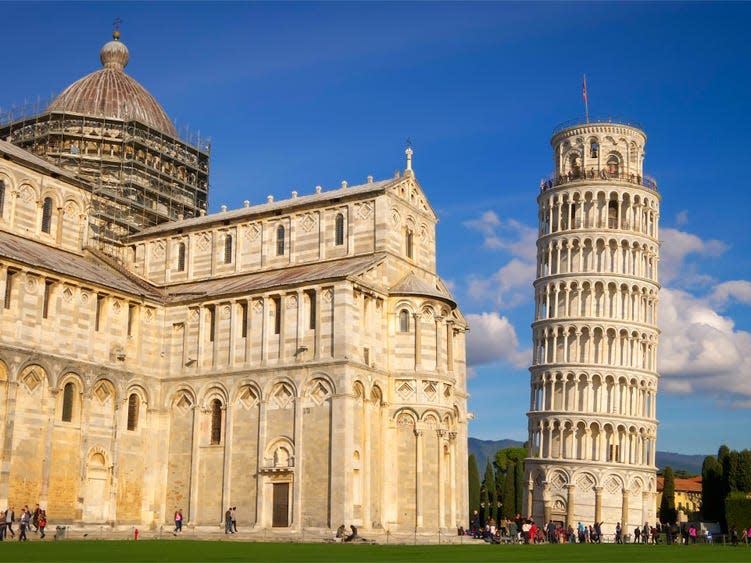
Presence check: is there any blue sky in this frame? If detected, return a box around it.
[2,2,749,455]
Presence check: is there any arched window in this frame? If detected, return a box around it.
[127,393,139,431]
[405,229,413,259]
[177,242,186,272]
[399,309,410,332]
[210,399,222,445]
[590,140,599,158]
[276,225,285,256]
[335,213,344,246]
[224,234,233,264]
[41,197,53,234]
[62,381,75,422]
[607,155,620,176]
[0,180,5,217]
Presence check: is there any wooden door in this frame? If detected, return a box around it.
[272,482,289,527]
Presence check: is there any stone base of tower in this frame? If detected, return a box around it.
[524,460,656,539]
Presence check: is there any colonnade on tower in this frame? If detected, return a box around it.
[525,121,660,535]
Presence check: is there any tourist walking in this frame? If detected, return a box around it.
[4,507,14,539]
[38,510,46,539]
[174,509,183,533]
[18,508,29,541]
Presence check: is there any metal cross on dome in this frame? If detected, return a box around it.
[113,17,122,33]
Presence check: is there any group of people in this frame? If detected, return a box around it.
[1,505,47,541]
[335,524,365,543]
[223,507,238,534]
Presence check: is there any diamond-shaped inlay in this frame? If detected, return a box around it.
[20,186,33,203]
[197,233,211,251]
[152,241,165,258]
[357,202,373,220]
[606,477,621,495]
[272,384,294,409]
[94,381,111,403]
[551,472,567,490]
[21,368,43,392]
[253,299,264,313]
[300,213,317,233]
[396,380,414,400]
[576,474,595,490]
[63,287,74,303]
[239,387,259,409]
[245,223,261,241]
[423,381,437,400]
[308,381,329,406]
[176,393,193,411]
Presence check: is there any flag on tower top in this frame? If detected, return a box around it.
[582,74,590,123]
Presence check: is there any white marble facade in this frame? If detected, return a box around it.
[524,122,660,535]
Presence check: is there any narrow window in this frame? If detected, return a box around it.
[177,242,186,272]
[62,382,74,422]
[405,229,413,259]
[307,290,316,330]
[43,280,53,319]
[41,197,53,234]
[276,225,285,256]
[210,399,222,445]
[363,347,370,365]
[590,140,599,158]
[224,234,233,264]
[335,213,344,246]
[273,297,281,335]
[127,304,136,336]
[240,301,248,338]
[3,270,15,309]
[127,393,139,431]
[95,294,105,332]
[399,309,410,332]
[208,305,216,342]
[0,180,5,217]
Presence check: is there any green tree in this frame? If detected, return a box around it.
[468,454,481,524]
[738,449,751,492]
[483,461,496,523]
[702,455,723,522]
[494,446,528,517]
[724,450,741,494]
[659,466,677,524]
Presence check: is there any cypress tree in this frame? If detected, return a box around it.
[724,450,741,493]
[702,455,723,522]
[738,449,751,492]
[468,454,481,524]
[660,466,677,524]
[502,462,516,518]
[515,458,525,516]
[484,461,496,522]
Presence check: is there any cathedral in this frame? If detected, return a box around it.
[0,32,469,533]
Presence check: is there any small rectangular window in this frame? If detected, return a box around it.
[307,290,316,330]
[128,304,136,336]
[208,306,216,342]
[0,180,5,217]
[4,269,15,309]
[43,281,54,319]
[240,302,248,338]
[363,347,370,366]
[273,297,281,335]
[95,294,105,331]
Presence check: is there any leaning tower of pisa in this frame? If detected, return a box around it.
[524,121,660,537]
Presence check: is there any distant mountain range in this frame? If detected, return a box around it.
[469,438,707,475]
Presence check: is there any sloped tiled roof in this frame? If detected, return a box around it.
[390,271,456,307]
[0,139,80,184]
[0,230,161,299]
[657,475,702,493]
[165,254,386,303]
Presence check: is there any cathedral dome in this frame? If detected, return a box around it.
[47,32,177,136]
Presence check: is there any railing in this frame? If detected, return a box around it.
[540,169,657,192]
[552,117,644,135]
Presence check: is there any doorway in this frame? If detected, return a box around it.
[272,482,289,527]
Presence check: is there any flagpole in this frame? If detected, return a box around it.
[583,74,590,124]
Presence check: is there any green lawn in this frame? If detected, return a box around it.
[0,540,749,562]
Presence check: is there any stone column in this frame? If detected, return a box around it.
[437,429,445,528]
[435,317,443,373]
[187,404,201,524]
[566,484,576,528]
[415,427,424,529]
[292,391,303,529]
[254,399,268,527]
[446,321,454,373]
[449,432,457,527]
[621,488,629,537]
[542,482,551,523]
[526,479,534,518]
[221,404,233,520]
[594,486,603,524]
[413,313,422,370]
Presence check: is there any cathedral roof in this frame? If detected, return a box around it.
[164,253,386,303]
[390,272,456,307]
[46,31,177,136]
[0,230,162,299]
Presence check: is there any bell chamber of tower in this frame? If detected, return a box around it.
[524,121,661,536]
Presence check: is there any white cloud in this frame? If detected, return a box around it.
[464,212,537,262]
[466,312,530,369]
[658,287,751,405]
[660,228,728,285]
[675,209,688,226]
[709,280,751,308]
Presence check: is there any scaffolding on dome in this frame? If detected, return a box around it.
[0,97,210,260]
